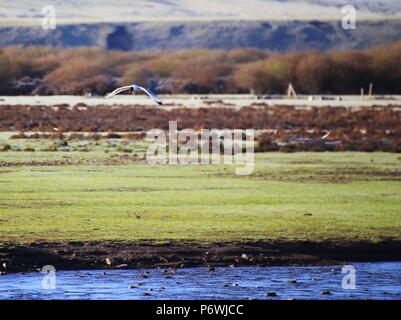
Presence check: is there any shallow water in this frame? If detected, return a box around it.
[1,262,400,300]
[1,95,401,108]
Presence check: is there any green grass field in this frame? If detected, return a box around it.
[1,137,401,245]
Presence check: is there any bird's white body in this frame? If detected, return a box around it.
[106,84,163,105]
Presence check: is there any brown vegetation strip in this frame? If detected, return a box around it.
[1,104,400,131]
[9,132,145,140]
[1,44,401,95]
[1,240,401,273]
[1,104,400,152]
[0,155,143,167]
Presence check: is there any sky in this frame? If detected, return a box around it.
[1,0,400,25]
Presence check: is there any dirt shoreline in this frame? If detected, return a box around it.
[1,240,401,273]
[1,104,401,152]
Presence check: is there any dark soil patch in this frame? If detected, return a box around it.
[0,155,143,167]
[1,240,401,273]
[0,170,13,174]
[1,104,400,152]
[10,132,145,141]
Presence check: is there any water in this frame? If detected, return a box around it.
[1,262,400,300]
[2,95,401,108]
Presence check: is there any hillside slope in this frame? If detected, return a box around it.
[1,20,401,51]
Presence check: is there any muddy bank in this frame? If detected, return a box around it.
[2,104,401,133]
[1,104,401,152]
[1,240,401,273]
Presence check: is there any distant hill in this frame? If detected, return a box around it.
[1,20,401,52]
[1,1,401,51]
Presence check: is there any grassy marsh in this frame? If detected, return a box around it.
[1,135,400,245]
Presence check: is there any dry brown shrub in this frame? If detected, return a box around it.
[295,52,332,94]
[234,57,291,94]
[122,64,155,86]
[0,50,13,88]
[173,54,233,91]
[227,48,268,63]
[44,57,112,94]
[2,46,54,79]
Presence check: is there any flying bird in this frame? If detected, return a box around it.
[105,84,163,105]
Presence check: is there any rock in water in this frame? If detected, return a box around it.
[266,292,278,297]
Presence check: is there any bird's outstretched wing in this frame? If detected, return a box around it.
[105,84,163,105]
[134,85,163,105]
[105,86,133,99]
